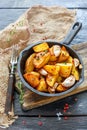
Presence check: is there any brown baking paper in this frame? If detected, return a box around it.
[0,5,76,128]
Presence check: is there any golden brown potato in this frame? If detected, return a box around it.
[49,47,57,61]
[46,74,57,87]
[44,65,60,75]
[56,76,63,83]
[23,71,40,88]
[30,71,40,78]
[57,46,69,62]
[33,42,49,52]
[37,78,48,92]
[49,55,57,61]
[66,56,74,63]
[71,65,80,80]
[33,52,50,68]
[25,53,35,73]
[56,63,72,78]
[56,84,67,92]
[47,61,56,65]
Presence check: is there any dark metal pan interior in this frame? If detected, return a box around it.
[18,41,84,97]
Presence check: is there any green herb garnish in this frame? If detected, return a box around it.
[17,81,24,104]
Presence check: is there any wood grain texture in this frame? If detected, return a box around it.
[1,0,87,8]
[8,117,87,130]
[14,91,87,116]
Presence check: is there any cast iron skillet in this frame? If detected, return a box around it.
[18,22,84,97]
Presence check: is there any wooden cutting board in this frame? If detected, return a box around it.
[22,42,87,111]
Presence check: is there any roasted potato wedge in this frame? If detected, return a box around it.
[44,65,60,75]
[71,65,80,80]
[47,61,56,65]
[30,71,40,78]
[23,71,40,88]
[46,74,57,87]
[66,56,74,64]
[56,63,72,78]
[57,46,69,62]
[56,84,67,92]
[33,52,50,69]
[37,78,48,92]
[49,55,57,61]
[56,76,64,83]
[25,53,35,73]
[49,47,57,61]
[33,42,49,52]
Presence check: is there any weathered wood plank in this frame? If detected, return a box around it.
[0,0,15,7]
[0,1,87,130]
[7,116,87,130]
[14,91,87,115]
[0,9,26,30]
[1,0,87,8]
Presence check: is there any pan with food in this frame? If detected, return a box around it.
[18,22,84,96]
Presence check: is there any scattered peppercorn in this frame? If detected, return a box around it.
[38,121,43,126]
[22,120,27,125]
[64,116,68,120]
[63,103,69,113]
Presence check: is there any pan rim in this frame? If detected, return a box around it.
[17,40,84,97]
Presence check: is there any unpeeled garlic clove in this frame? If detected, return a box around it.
[39,68,48,76]
[53,45,61,57]
[62,75,75,88]
[74,58,80,67]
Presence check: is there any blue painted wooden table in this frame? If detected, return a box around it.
[0,1,87,130]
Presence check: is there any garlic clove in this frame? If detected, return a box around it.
[74,58,80,67]
[53,45,61,57]
[62,75,75,88]
[39,68,48,76]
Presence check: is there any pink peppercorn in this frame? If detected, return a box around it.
[64,116,68,120]
[38,121,43,126]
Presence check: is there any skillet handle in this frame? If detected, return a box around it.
[61,22,82,45]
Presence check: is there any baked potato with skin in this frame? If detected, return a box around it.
[56,63,73,78]
[25,53,35,73]
[33,42,49,52]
